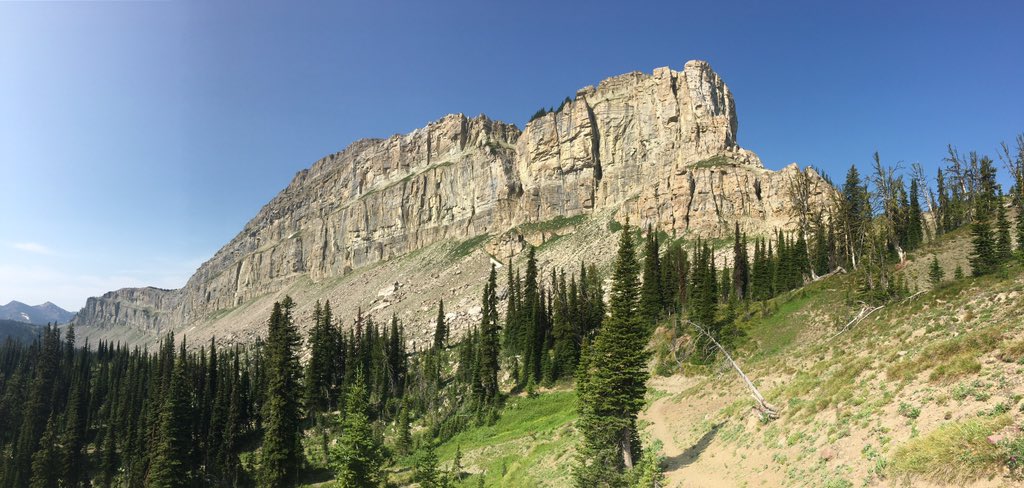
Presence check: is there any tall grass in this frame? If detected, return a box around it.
[889,414,1011,484]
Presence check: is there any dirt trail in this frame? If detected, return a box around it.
[642,375,784,488]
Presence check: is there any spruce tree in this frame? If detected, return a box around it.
[928,255,945,287]
[259,298,304,487]
[396,404,412,456]
[433,299,447,350]
[413,443,442,488]
[937,167,949,234]
[908,179,924,250]
[639,226,663,326]
[996,194,1012,261]
[305,300,334,415]
[330,375,385,487]
[954,264,965,280]
[147,341,193,488]
[970,157,999,276]
[28,415,60,488]
[476,265,501,404]
[732,223,750,299]
[60,352,89,487]
[842,165,869,268]
[575,222,650,484]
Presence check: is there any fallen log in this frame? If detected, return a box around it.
[682,319,780,421]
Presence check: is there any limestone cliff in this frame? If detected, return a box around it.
[71,60,835,346]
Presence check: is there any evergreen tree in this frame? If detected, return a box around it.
[969,157,999,276]
[575,222,651,484]
[330,375,385,488]
[433,299,447,350]
[928,255,945,287]
[688,242,719,359]
[305,300,334,415]
[732,223,750,299]
[996,193,1013,261]
[476,265,501,404]
[386,314,408,405]
[10,325,62,487]
[812,216,830,277]
[60,352,89,487]
[395,404,412,456]
[28,415,60,488]
[908,179,924,250]
[147,340,194,488]
[841,165,869,268]
[936,167,950,234]
[413,443,442,488]
[639,226,663,326]
[451,445,464,482]
[259,298,304,487]
[954,264,965,280]
[793,230,810,285]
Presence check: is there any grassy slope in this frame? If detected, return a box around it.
[647,227,1024,487]
[392,390,579,487]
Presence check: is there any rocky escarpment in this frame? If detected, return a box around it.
[72,60,835,346]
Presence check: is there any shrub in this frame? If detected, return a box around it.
[898,402,921,419]
[1000,434,1024,480]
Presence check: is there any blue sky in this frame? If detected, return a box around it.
[1,0,1021,311]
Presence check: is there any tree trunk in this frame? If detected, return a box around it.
[620,428,634,469]
[683,320,779,420]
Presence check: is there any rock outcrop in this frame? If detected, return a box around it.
[71,60,835,346]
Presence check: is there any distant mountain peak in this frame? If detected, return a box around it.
[0,300,75,325]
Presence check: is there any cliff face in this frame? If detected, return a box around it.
[72,60,835,344]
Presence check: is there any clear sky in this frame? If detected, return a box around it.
[1,0,1021,311]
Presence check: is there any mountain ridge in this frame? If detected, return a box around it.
[70,60,836,348]
[0,300,75,325]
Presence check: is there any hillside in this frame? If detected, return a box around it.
[69,60,834,350]
[0,319,42,344]
[397,227,1024,487]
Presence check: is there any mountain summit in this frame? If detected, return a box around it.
[71,60,834,347]
[0,300,75,325]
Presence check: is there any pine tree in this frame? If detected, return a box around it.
[413,443,442,488]
[575,222,650,484]
[259,297,304,487]
[11,325,62,487]
[396,404,412,456]
[688,242,719,359]
[306,300,334,415]
[970,157,999,276]
[476,265,501,404]
[386,314,407,404]
[433,299,447,350]
[732,223,750,299]
[793,230,810,285]
[908,179,924,250]
[996,194,1012,261]
[451,445,464,482]
[147,340,194,488]
[639,226,663,326]
[928,255,945,287]
[936,167,949,234]
[842,165,869,268]
[220,350,244,486]
[330,375,385,487]
[954,264,965,280]
[60,352,89,487]
[28,415,60,488]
